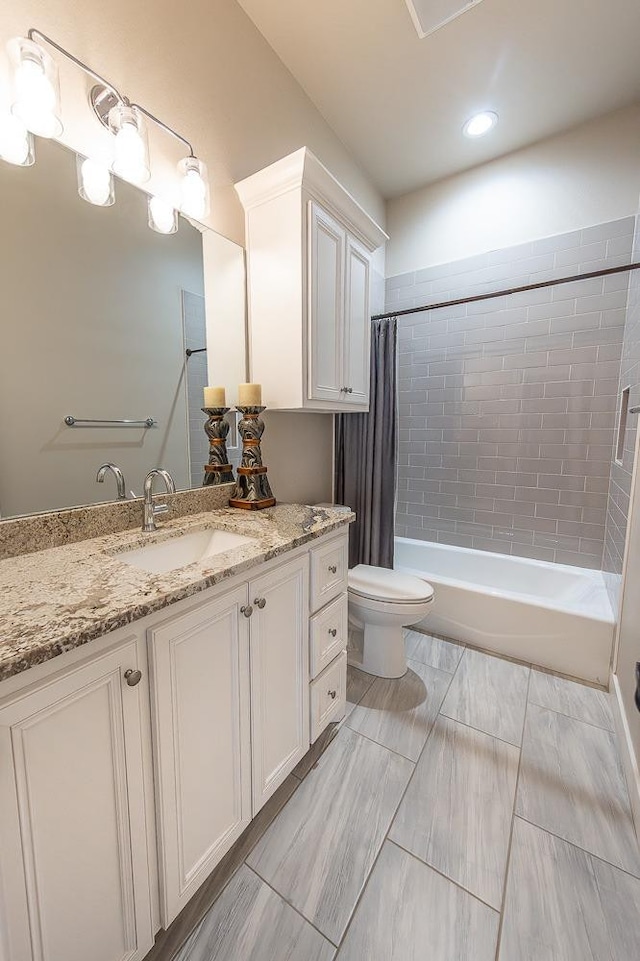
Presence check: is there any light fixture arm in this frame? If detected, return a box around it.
[27,27,126,105]
[26,27,196,157]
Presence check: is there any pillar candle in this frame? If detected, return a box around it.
[203,385,226,408]
[237,383,262,407]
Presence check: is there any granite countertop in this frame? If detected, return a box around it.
[0,504,354,683]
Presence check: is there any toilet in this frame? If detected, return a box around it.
[348,564,435,678]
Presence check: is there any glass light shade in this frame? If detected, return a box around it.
[462,111,498,138]
[148,195,178,234]
[10,38,63,139]
[178,156,209,220]
[0,112,34,166]
[77,155,114,206]
[108,103,150,184]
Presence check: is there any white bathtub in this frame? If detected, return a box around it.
[395,536,616,685]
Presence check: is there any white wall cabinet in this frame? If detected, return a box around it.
[0,637,154,961]
[236,147,387,412]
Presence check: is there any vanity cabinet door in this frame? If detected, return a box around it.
[308,201,346,404]
[0,637,153,961]
[148,586,252,927]
[249,554,309,813]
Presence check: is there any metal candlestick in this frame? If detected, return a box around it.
[229,406,276,510]
[202,407,235,486]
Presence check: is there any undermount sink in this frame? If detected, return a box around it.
[117,528,256,574]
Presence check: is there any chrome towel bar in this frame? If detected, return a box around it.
[64,416,156,428]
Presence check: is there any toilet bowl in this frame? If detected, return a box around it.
[348,564,435,678]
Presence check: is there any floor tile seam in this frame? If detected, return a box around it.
[330,827,395,956]
[406,654,459,677]
[526,697,615,733]
[493,664,533,961]
[244,862,341,950]
[436,710,524,750]
[386,837,502,914]
[341,723,421,762]
[512,813,640,882]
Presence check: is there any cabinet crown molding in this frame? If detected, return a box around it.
[235,147,388,253]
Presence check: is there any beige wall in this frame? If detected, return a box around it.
[386,104,640,276]
[0,137,205,517]
[0,1,384,506]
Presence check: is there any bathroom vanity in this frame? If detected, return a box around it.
[0,504,351,961]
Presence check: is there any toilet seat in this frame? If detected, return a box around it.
[348,564,434,605]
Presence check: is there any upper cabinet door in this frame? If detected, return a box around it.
[344,233,371,406]
[0,638,153,961]
[308,201,346,403]
[148,586,252,927]
[249,554,309,814]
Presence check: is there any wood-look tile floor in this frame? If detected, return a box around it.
[154,631,640,961]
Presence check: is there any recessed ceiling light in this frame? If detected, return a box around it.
[463,111,498,138]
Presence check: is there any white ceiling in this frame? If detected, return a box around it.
[236,0,640,198]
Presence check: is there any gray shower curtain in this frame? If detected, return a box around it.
[335,316,398,569]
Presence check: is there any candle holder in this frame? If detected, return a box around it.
[202,407,235,486]
[229,406,276,510]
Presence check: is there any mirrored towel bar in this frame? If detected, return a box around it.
[64,416,156,428]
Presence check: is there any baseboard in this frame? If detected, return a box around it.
[610,672,640,843]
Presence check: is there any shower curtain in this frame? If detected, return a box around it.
[335,316,398,569]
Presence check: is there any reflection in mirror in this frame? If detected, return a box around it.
[0,137,245,519]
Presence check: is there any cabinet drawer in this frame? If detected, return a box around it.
[310,650,347,743]
[310,593,348,679]
[310,535,349,612]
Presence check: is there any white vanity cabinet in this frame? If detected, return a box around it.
[235,147,387,412]
[0,635,154,961]
[0,528,348,952]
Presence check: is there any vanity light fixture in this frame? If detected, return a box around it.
[77,154,114,206]
[148,195,178,234]
[8,36,62,138]
[462,110,498,138]
[2,28,211,233]
[0,112,34,166]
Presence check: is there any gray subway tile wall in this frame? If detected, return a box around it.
[388,218,635,568]
[603,213,640,607]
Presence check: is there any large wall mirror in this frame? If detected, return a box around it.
[0,137,246,519]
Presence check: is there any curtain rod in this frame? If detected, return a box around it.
[372,260,640,321]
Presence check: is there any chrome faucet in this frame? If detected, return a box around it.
[142,469,176,532]
[96,463,127,500]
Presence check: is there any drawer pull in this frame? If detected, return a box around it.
[240,605,253,618]
[328,564,337,574]
[254,597,267,609]
[328,628,337,637]
[328,689,337,699]
[124,669,142,687]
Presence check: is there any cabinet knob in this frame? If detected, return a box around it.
[241,605,253,618]
[346,387,353,394]
[254,597,267,609]
[328,689,337,699]
[124,669,142,687]
[328,564,337,574]
[328,628,337,637]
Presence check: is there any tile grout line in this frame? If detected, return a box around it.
[513,813,640,882]
[526,697,615,734]
[437,711,524,749]
[493,664,532,961]
[245,863,340,950]
[387,836,501,914]
[331,649,462,955]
